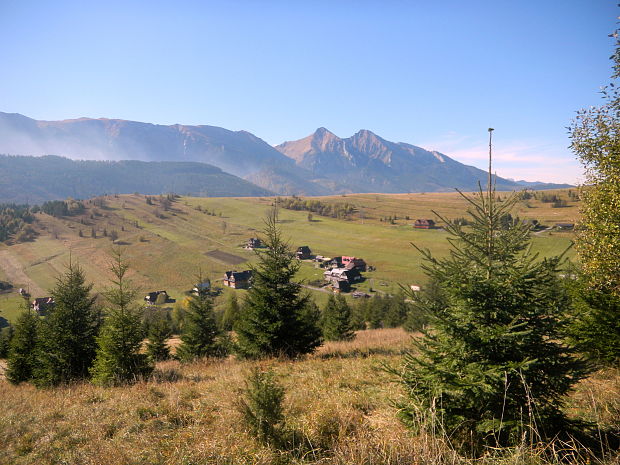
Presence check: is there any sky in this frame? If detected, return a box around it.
[0,0,617,184]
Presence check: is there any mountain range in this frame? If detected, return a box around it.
[0,112,571,200]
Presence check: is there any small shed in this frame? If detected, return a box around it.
[145,290,169,304]
[193,280,211,294]
[245,237,262,249]
[296,246,312,260]
[32,297,55,315]
[414,219,436,229]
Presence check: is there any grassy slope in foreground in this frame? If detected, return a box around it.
[0,328,617,464]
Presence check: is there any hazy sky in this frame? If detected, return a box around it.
[0,1,616,183]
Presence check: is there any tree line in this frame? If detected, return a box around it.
[277,196,356,219]
[0,203,36,243]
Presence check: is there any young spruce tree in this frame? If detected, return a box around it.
[321,294,355,341]
[176,275,221,361]
[393,130,586,450]
[146,316,172,362]
[6,306,39,384]
[90,251,153,385]
[235,208,322,358]
[35,260,100,386]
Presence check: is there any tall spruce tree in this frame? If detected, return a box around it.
[321,294,355,341]
[90,251,153,386]
[392,130,586,451]
[6,306,39,384]
[176,277,221,361]
[34,260,100,386]
[235,209,322,358]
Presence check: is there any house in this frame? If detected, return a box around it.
[296,246,312,260]
[342,256,367,272]
[224,270,253,289]
[193,280,211,294]
[331,280,351,293]
[245,237,262,249]
[554,223,574,230]
[329,256,343,268]
[414,219,435,229]
[323,267,362,284]
[32,297,55,315]
[145,290,169,304]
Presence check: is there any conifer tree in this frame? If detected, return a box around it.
[383,293,410,328]
[0,325,14,358]
[6,306,39,384]
[235,209,322,358]
[321,294,355,341]
[90,251,153,386]
[221,292,241,331]
[393,131,586,450]
[35,260,100,386]
[146,316,172,361]
[176,277,221,361]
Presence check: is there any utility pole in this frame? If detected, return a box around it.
[487,128,494,278]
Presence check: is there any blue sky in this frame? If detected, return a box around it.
[0,1,616,183]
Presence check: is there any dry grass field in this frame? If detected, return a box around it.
[0,329,618,465]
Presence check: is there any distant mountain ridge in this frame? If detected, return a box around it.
[0,112,571,195]
[0,155,273,204]
[276,128,568,193]
[0,112,336,195]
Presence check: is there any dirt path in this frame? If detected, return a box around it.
[0,249,45,297]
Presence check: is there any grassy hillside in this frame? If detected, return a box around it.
[0,329,617,464]
[0,190,579,323]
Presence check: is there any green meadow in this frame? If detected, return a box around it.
[0,190,579,323]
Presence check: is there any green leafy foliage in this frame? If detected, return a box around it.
[235,209,322,359]
[90,251,153,386]
[570,41,620,295]
[6,307,39,384]
[568,33,620,367]
[34,261,101,386]
[392,185,586,451]
[320,294,355,341]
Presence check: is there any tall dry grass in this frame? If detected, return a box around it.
[0,329,618,465]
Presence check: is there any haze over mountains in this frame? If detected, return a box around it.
[0,112,570,201]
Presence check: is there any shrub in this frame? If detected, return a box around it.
[237,368,285,446]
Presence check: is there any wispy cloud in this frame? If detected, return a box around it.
[420,133,584,185]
